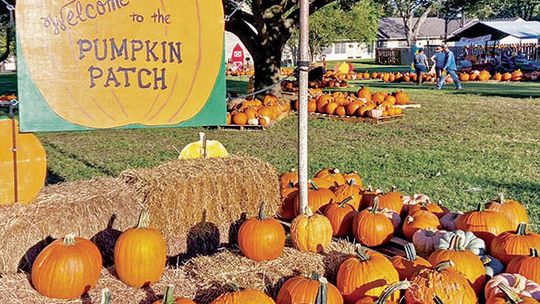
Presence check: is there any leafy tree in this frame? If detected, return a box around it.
[289,0,379,61]
[0,1,15,63]
[224,0,369,94]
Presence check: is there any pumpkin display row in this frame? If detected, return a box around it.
[292,88,407,119]
[226,94,291,126]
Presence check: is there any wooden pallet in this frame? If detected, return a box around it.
[309,112,404,125]
[214,124,267,131]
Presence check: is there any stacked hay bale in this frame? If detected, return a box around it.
[0,241,358,304]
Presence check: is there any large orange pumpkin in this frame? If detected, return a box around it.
[485,194,529,229]
[375,187,404,215]
[315,168,347,187]
[290,208,333,253]
[238,202,285,261]
[404,261,477,304]
[114,209,167,288]
[153,285,196,304]
[456,203,512,248]
[353,198,394,247]
[31,233,102,299]
[491,223,540,265]
[507,248,540,284]
[293,180,336,216]
[354,281,410,304]
[337,246,399,303]
[276,272,343,304]
[402,210,442,241]
[324,197,358,237]
[211,287,275,304]
[333,180,363,210]
[428,235,486,294]
[391,243,432,280]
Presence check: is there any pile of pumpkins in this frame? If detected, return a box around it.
[293,87,407,119]
[227,94,291,127]
[226,68,254,77]
[0,93,17,101]
[275,167,540,303]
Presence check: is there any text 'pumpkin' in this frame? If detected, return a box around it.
[17,0,224,128]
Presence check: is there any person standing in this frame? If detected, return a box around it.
[431,46,445,86]
[437,45,462,90]
[413,48,429,85]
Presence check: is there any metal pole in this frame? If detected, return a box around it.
[298,0,309,214]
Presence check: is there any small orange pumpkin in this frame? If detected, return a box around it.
[152,285,196,304]
[375,186,404,215]
[333,179,363,210]
[391,243,432,280]
[315,168,347,187]
[324,197,358,237]
[211,286,275,304]
[403,210,442,241]
[293,180,336,216]
[238,202,285,261]
[290,208,333,253]
[114,209,167,288]
[486,194,528,229]
[491,223,540,265]
[276,272,343,304]
[31,233,102,299]
[507,248,540,284]
[353,197,394,247]
[456,203,512,248]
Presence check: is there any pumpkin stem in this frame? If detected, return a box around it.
[225,283,240,292]
[315,277,328,304]
[289,168,297,173]
[310,272,320,281]
[63,233,77,246]
[330,168,340,175]
[481,256,492,266]
[530,248,538,258]
[101,288,112,304]
[304,207,314,217]
[391,185,397,192]
[375,281,411,304]
[498,282,523,304]
[347,179,356,186]
[434,260,455,272]
[338,197,353,208]
[371,197,380,214]
[309,180,319,190]
[476,203,484,212]
[136,209,151,229]
[367,185,373,192]
[448,235,462,251]
[516,223,528,236]
[258,202,267,220]
[499,193,505,205]
[433,296,444,304]
[405,215,414,224]
[162,285,175,304]
[404,243,418,261]
[356,246,371,262]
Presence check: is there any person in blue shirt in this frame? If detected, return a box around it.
[437,45,462,90]
[431,46,446,83]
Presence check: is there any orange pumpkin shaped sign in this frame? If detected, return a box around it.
[17,0,225,130]
[0,119,47,205]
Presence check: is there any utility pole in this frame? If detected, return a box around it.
[298,0,309,213]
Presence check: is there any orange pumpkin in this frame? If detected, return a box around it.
[324,197,358,237]
[491,223,540,265]
[403,210,442,241]
[408,200,449,218]
[343,171,363,187]
[486,282,540,304]
[392,243,432,280]
[346,101,362,116]
[232,113,248,125]
[293,180,336,216]
[357,87,372,102]
[31,233,102,299]
[211,287,275,304]
[375,187,404,215]
[428,235,486,294]
[485,194,528,229]
[337,246,399,303]
[114,210,167,288]
[276,272,343,304]
[353,198,395,247]
[333,179,363,210]
[280,168,298,190]
[507,248,540,284]
[394,91,410,105]
[354,281,410,304]
[152,285,196,304]
[238,202,285,261]
[456,203,513,248]
[315,168,347,187]
[335,106,347,117]
[279,185,298,221]
[359,186,382,209]
[405,261,477,304]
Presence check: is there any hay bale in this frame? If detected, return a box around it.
[121,155,280,258]
[0,241,357,304]
[0,178,144,274]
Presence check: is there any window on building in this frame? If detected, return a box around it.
[321,46,333,54]
[334,42,347,54]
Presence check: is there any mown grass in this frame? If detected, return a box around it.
[2,73,540,228]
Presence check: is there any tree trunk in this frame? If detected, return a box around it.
[252,40,284,96]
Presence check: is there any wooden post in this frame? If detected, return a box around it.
[298,0,309,214]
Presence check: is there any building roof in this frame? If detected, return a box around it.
[447,18,540,41]
[378,17,471,41]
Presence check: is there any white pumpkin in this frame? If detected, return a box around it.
[438,230,486,256]
[412,228,446,256]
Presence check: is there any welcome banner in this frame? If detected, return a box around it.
[16,0,226,132]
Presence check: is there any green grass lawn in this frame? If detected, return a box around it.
[2,73,540,228]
